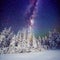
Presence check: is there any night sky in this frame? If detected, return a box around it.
[0,0,60,36]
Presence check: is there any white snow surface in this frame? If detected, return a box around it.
[0,50,60,60]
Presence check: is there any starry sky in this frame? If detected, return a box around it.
[0,0,60,36]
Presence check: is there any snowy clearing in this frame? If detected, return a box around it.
[0,50,60,60]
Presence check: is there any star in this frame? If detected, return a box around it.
[31,19,34,26]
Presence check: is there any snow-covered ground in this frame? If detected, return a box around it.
[0,50,60,60]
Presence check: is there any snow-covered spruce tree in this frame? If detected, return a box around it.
[8,30,22,54]
[48,31,53,48]
[8,35,16,53]
[51,29,59,49]
[0,27,14,54]
[35,36,41,49]
[21,29,28,51]
[37,36,42,50]
[8,29,28,53]
[0,32,5,47]
[48,29,60,49]
[56,34,60,47]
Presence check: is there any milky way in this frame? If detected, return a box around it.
[0,0,60,35]
[25,0,39,27]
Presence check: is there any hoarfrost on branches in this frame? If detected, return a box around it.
[0,27,60,54]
